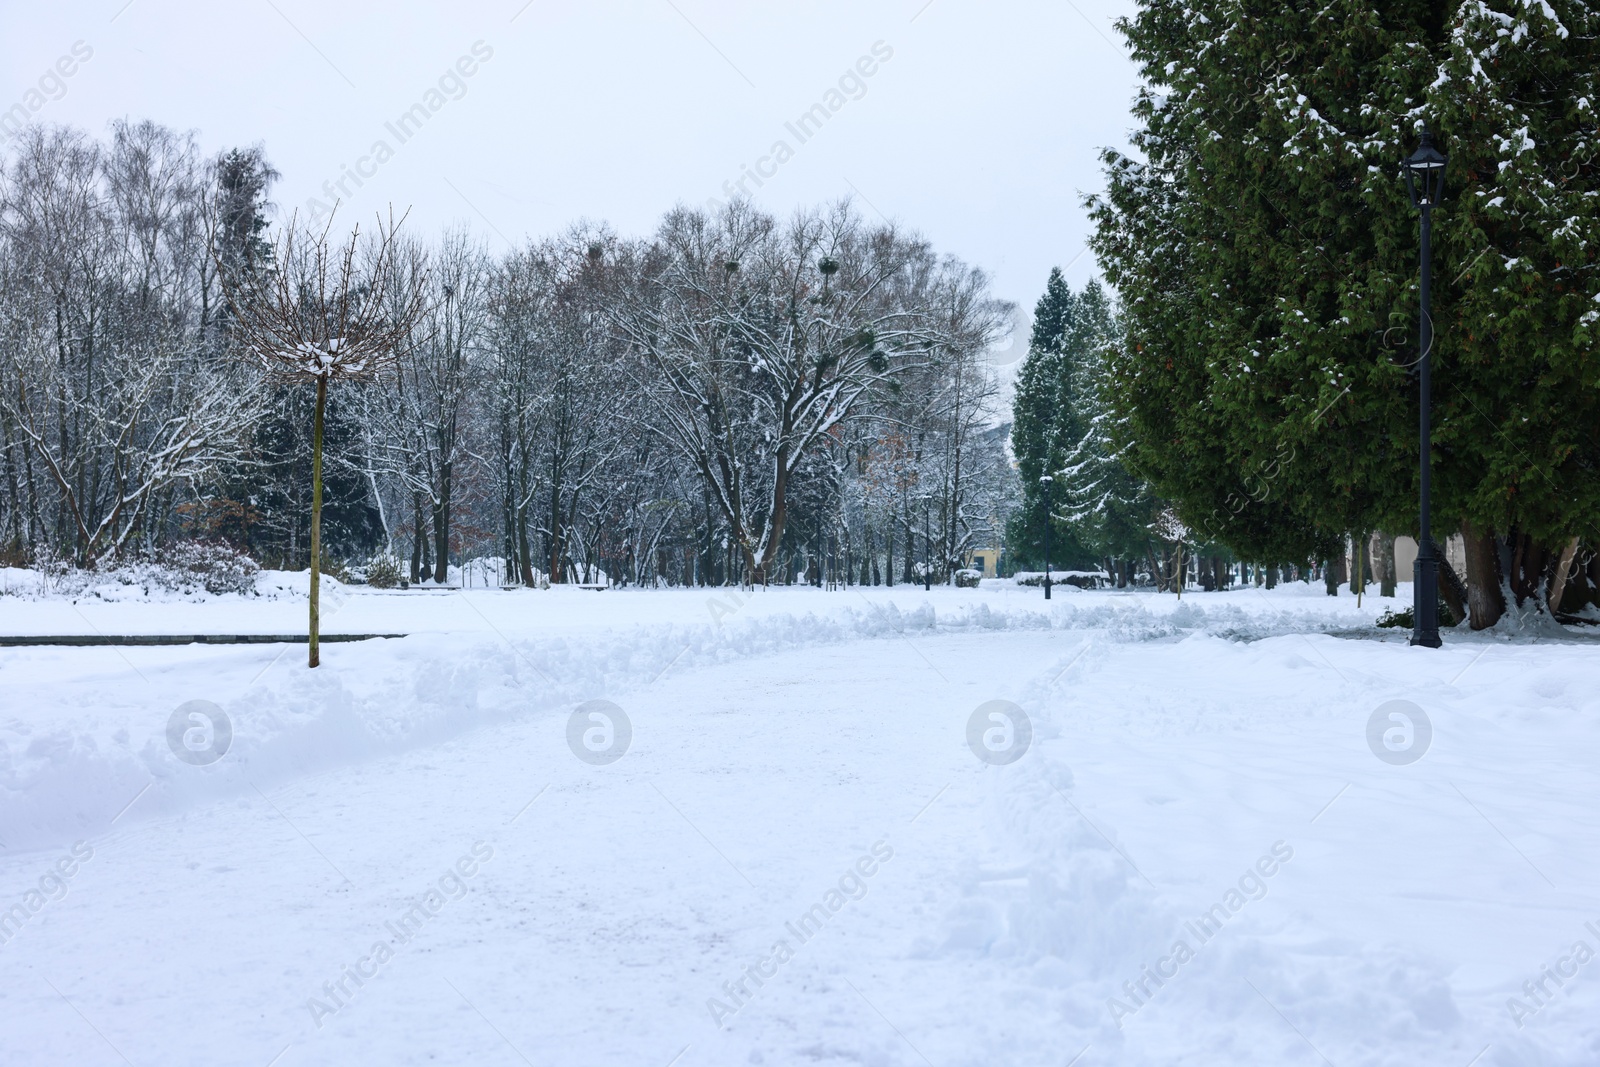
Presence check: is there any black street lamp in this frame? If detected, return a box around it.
[1040,474,1053,600]
[1403,128,1448,649]
[922,494,932,592]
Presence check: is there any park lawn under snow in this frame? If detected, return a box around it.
[0,579,1596,1066]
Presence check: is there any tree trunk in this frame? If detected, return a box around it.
[309,375,326,669]
[884,521,893,586]
[1351,533,1366,604]
[901,514,914,584]
[518,505,535,587]
[1461,521,1505,630]
[1436,544,1468,627]
[1547,536,1580,617]
[1376,532,1397,598]
[432,462,451,585]
[410,494,423,583]
[1507,532,1548,607]
[1265,564,1278,589]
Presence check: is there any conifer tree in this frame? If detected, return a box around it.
[1089,0,1600,622]
[1056,282,1158,571]
[1007,269,1093,569]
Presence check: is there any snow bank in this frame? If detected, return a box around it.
[0,564,340,604]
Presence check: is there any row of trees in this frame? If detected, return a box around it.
[1081,0,1600,626]
[0,120,1019,591]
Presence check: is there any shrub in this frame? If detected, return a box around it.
[163,541,260,595]
[365,554,403,589]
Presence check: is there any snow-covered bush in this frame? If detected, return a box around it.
[1,543,264,600]
[364,554,403,589]
[162,541,260,595]
[1014,570,1108,590]
[954,568,982,588]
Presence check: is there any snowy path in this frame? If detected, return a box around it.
[1,586,1597,1065]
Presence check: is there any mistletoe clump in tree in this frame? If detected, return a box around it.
[1089,0,1600,625]
[226,211,426,666]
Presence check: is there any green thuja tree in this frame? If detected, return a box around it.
[1088,0,1599,622]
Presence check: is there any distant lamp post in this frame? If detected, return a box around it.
[1403,128,1448,649]
[1040,474,1054,600]
[923,495,933,592]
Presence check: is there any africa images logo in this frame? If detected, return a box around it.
[166,700,232,766]
[1366,699,1431,766]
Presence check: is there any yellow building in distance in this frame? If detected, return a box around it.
[965,547,1000,578]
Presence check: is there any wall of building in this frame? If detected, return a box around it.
[1393,534,1465,581]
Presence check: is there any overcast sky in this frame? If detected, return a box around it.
[3,0,1141,361]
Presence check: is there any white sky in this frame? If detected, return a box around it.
[2,0,1141,357]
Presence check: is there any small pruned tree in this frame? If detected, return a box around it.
[224,209,427,666]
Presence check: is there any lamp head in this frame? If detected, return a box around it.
[1403,128,1449,208]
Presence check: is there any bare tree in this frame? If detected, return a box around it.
[374,230,486,584]
[224,209,426,666]
[615,200,971,585]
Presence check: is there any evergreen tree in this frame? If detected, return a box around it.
[1007,269,1095,569]
[1056,282,1159,570]
[1088,0,1600,619]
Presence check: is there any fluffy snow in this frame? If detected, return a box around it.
[1,579,1597,1065]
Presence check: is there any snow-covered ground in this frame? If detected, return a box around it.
[1,579,1596,1066]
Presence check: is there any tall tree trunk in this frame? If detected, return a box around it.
[432,463,451,585]
[309,375,326,668]
[548,477,564,584]
[410,494,423,583]
[1461,521,1505,630]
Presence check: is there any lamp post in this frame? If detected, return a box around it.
[1040,474,1053,600]
[922,494,932,592]
[1403,128,1447,649]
